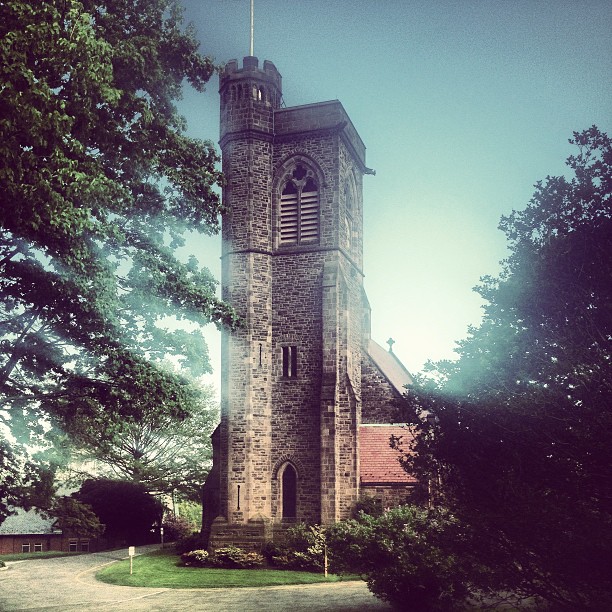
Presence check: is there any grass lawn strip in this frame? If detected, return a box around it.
[0,551,85,562]
[97,550,356,589]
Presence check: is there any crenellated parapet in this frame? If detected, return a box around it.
[219,56,282,144]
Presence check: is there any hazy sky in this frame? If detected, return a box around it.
[177,0,612,381]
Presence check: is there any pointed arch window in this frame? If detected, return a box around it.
[281,463,297,520]
[280,166,319,245]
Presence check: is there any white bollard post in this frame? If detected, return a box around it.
[128,546,135,575]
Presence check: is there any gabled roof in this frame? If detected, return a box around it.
[0,508,58,535]
[366,339,413,396]
[359,424,416,485]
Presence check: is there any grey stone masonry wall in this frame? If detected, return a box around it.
[275,101,366,171]
[360,484,413,510]
[271,249,325,525]
[217,58,279,528]
[361,352,404,424]
[208,56,395,549]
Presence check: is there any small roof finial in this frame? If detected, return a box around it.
[249,0,254,56]
[387,338,395,353]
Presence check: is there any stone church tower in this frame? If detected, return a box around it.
[204,57,413,549]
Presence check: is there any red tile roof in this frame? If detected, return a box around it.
[359,424,417,485]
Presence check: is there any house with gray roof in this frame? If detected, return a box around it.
[0,508,94,555]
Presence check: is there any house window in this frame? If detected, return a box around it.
[80,541,90,552]
[280,166,319,245]
[282,346,297,378]
[69,540,78,552]
[21,543,30,553]
[282,463,297,520]
[34,542,42,552]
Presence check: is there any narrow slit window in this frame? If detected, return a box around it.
[344,182,354,249]
[282,346,298,378]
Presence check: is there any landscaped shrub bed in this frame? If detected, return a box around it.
[181,545,264,569]
[180,524,326,572]
[262,523,325,572]
[98,548,349,588]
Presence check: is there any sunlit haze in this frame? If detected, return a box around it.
[177,0,612,383]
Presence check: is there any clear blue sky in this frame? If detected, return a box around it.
[178,0,612,379]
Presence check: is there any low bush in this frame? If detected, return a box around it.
[265,523,325,572]
[175,532,207,555]
[180,549,209,567]
[210,546,265,569]
[351,495,384,519]
[180,545,264,569]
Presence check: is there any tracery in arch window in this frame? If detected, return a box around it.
[279,164,319,245]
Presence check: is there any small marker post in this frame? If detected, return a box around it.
[128,546,135,575]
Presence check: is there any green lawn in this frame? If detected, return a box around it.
[97,550,356,588]
[0,551,85,562]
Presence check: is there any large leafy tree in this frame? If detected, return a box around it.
[0,0,237,521]
[399,127,612,608]
[51,496,105,541]
[70,381,219,502]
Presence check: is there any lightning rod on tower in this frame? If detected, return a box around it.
[250,0,254,56]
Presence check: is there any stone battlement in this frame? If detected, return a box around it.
[221,56,282,92]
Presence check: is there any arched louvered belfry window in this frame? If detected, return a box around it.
[279,164,320,245]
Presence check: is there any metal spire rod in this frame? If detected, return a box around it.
[250,0,254,56]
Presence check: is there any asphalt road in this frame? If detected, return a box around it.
[0,546,392,611]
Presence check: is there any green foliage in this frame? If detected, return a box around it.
[75,479,163,543]
[180,549,209,567]
[264,523,325,571]
[72,380,219,500]
[351,495,384,519]
[399,127,612,608]
[176,500,202,530]
[0,0,237,517]
[209,546,265,569]
[327,506,476,611]
[51,496,104,539]
[181,546,264,569]
[174,531,208,555]
[162,513,195,542]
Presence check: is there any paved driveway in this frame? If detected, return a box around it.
[0,546,391,611]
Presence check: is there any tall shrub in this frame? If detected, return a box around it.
[328,506,481,611]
